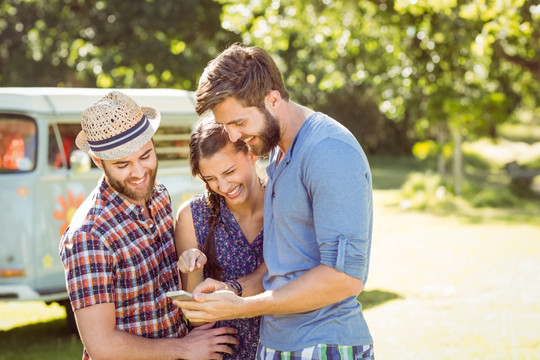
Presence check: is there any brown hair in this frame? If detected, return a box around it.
[195,43,290,115]
[189,116,249,280]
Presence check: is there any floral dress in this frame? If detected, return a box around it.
[191,194,264,360]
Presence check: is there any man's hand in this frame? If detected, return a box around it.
[179,322,238,360]
[174,290,245,323]
[177,248,207,273]
[192,277,228,296]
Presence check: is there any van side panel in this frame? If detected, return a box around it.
[0,88,203,307]
[36,173,99,296]
[0,175,37,299]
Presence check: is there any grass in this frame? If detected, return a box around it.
[498,122,540,144]
[0,293,398,360]
[0,291,399,360]
[371,140,540,226]
[0,302,82,360]
[357,290,401,310]
[369,155,429,190]
[365,189,540,359]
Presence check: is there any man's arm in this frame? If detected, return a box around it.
[237,262,267,297]
[177,264,361,322]
[75,303,237,360]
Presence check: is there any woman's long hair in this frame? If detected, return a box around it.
[189,115,249,280]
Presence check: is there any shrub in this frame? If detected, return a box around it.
[462,148,492,171]
[401,172,523,210]
[469,187,520,208]
[520,156,540,170]
[400,172,454,211]
[462,179,521,207]
[411,140,438,161]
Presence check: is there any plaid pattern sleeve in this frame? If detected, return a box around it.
[60,179,186,346]
[62,230,115,309]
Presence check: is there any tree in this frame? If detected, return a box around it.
[216,0,539,187]
[0,0,239,89]
[2,0,538,163]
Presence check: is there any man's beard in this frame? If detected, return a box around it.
[103,163,158,204]
[249,107,281,156]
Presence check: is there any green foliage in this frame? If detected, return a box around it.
[498,123,540,144]
[216,0,540,154]
[462,180,521,208]
[1,0,539,155]
[400,172,455,211]
[357,289,401,310]
[462,147,493,171]
[369,154,430,190]
[520,157,540,169]
[316,86,401,154]
[412,140,438,161]
[0,0,240,88]
[400,168,528,209]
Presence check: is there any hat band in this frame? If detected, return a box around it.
[87,115,150,152]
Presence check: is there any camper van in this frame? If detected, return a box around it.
[0,87,201,330]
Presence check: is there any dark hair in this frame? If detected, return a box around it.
[195,43,290,115]
[189,116,248,280]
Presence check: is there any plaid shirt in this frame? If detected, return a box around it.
[60,176,186,359]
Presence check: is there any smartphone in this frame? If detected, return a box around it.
[166,290,195,301]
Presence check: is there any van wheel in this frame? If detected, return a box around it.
[59,299,78,335]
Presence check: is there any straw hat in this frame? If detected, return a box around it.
[76,91,161,160]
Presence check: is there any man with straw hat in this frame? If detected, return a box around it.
[59,91,237,360]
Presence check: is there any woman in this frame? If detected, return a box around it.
[175,116,266,359]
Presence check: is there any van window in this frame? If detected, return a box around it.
[48,123,95,169]
[0,116,37,173]
[153,123,191,165]
[48,122,192,168]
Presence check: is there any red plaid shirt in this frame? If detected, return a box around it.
[60,177,186,359]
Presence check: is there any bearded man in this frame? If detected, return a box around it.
[176,44,375,360]
[59,91,237,360]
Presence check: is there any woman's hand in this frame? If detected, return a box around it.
[177,248,207,273]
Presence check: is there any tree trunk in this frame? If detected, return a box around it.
[452,127,463,196]
[437,124,447,178]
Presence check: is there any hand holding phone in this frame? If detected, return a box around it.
[166,290,194,301]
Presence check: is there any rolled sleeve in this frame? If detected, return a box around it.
[319,235,370,280]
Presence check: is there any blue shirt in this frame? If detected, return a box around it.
[261,112,373,350]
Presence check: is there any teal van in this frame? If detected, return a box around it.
[0,87,201,330]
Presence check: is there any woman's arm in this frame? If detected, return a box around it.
[174,200,204,294]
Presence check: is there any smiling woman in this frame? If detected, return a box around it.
[174,116,266,360]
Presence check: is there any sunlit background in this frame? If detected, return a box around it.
[1,0,539,359]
